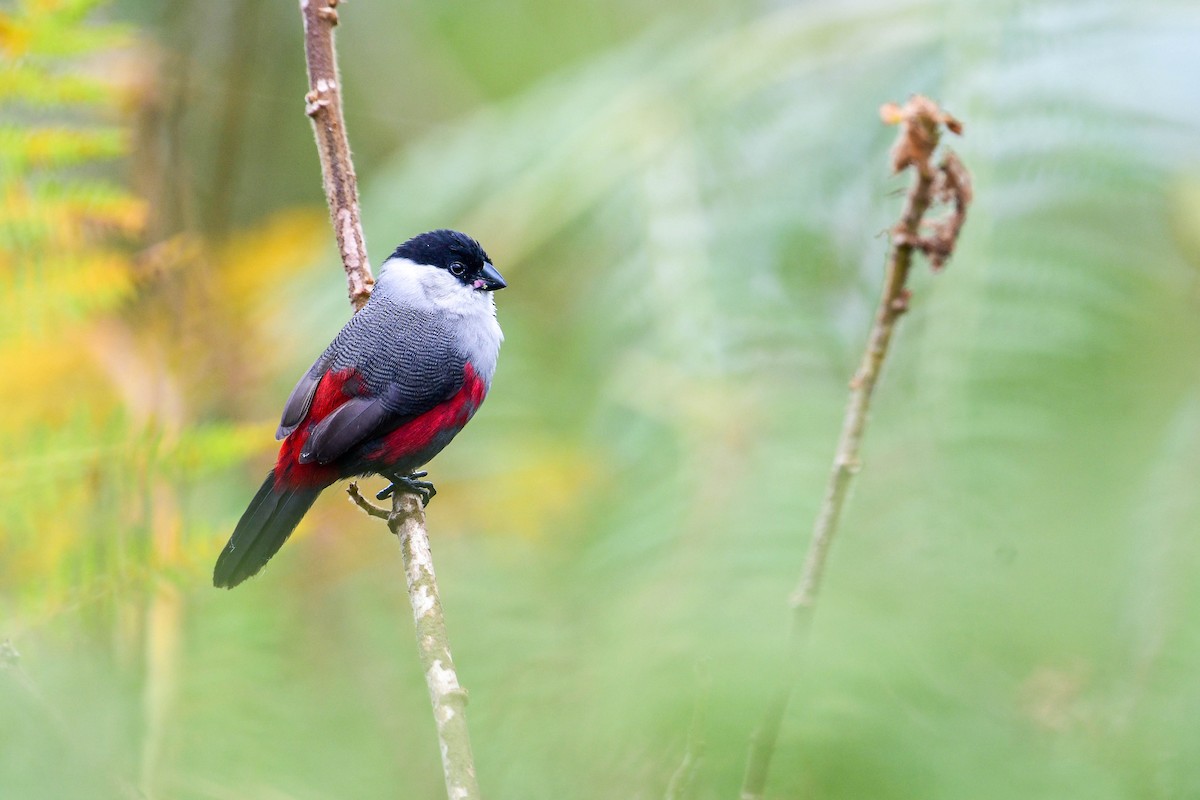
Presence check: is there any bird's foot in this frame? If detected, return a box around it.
[376,471,437,506]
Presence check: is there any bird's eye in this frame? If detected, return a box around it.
[449,262,466,277]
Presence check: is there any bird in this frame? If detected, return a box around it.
[213,229,506,589]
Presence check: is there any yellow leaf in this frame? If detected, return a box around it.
[215,207,330,316]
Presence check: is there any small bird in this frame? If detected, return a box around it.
[213,230,506,588]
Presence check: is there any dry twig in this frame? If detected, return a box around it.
[738,96,972,800]
[347,481,390,518]
[300,0,373,310]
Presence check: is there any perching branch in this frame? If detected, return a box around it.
[346,482,483,796]
[346,483,482,797]
[299,0,374,310]
[738,96,972,800]
[298,3,482,797]
[389,492,483,799]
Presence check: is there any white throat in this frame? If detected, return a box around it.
[376,256,504,383]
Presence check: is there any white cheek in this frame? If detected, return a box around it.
[374,258,503,380]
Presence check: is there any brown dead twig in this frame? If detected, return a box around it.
[346,481,390,518]
[300,0,373,310]
[880,97,973,272]
[737,96,973,800]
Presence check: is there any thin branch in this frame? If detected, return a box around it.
[299,0,374,310]
[738,96,972,800]
[665,659,712,800]
[386,494,483,800]
[299,4,481,797]
[347,481,389,518]
[791,97,967,614]
[345,483,482,798]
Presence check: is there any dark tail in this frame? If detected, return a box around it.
[213,471,322,588]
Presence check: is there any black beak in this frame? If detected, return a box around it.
[477,262,507,291]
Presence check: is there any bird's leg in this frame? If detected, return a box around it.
[376,470,437,506]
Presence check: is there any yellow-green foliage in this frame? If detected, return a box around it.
[0,0,145,604]
[0,1,334,611]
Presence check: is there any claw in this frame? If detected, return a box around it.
[376,472,437,506]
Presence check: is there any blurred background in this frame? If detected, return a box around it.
[3,0,1200,797]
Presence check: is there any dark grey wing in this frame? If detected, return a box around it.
[286,300,467,463]
[299,396,391,464]
[325,303,467,410]
[276,355,330,440]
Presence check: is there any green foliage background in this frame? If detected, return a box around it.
[3,0,1200,797]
